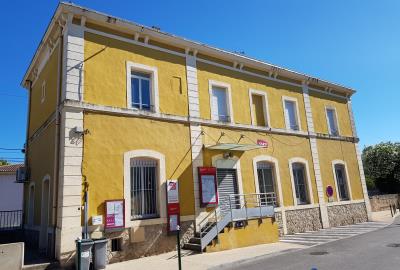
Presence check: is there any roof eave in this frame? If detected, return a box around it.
[21,2,357,96]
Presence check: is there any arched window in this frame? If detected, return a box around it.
[124,149,166,226]
[130,158,159,219]
[292,163,308,204]
[289,158,313,206]
[332,161,352,201]
[28,183,35,226]
[256,161,277,206]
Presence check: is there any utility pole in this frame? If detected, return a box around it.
[176,225,182,270]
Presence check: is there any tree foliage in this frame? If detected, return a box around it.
[362,142,400,193]
[0,159,9,166]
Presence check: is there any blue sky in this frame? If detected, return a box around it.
[1,0,399,163]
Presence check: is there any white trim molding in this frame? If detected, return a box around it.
[354,143,372,219]
[62,16,85,101]
[208,80,234,124]
[331,160,353,201]
[126,61,160,113]
[325,105,341,136]
[249,89,271,127]
[252,155,287,234]
[39,174,51,250]
[123,149,166,228]
[282,96,301,131]
[288,157,314,206]
[27,182,36,227]
[41,81,46,104]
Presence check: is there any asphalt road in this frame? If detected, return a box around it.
[224,218,400,270]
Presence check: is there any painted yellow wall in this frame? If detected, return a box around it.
[82,112,195,221]
[25,121,56,226]
[28,43,60,136]
[206,218,278,252]
[83,32,189,117]
[309,92,353,137]
[202,126,318,206]
[197,62,307,131]
[316,139,364,201]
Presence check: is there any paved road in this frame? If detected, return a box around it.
[223,218,400,270]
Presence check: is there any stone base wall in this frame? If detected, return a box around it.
[369,194,399,212]
[105,220,194,264]
[274,212,284,236]
[285,207,322,234]
[327,203,368,227]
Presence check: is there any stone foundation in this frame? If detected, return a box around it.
[274,212,284,236]
[327,202,368,227]
[285,207,322,234]
[105,220,194,264]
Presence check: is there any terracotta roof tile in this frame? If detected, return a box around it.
[0,163,24,173]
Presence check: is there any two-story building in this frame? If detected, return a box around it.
[21,2,371,265]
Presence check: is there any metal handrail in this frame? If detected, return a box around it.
[198,193,276,235]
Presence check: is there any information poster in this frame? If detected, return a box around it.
[105,200,125,230]
[167,179,179,203]
[198,167,218,206]
[167,179,180,233]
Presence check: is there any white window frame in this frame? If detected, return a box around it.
[249,89,271,127]
[332,160,353,201]
[209,80,234,123]
[123,149,166,227]
[39,174,50,250]
[325,106,340,136]
[41,81,46,104]
[282,96,301,131]
[126,61,159,113]
[288,158,314,206]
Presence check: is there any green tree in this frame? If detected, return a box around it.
[362,142,400,193]
[0,159,9,165]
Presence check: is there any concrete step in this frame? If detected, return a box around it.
[189,237,201,245]
[183,243,202,252]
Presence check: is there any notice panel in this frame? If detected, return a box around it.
[105,199,125,230]
[198,167,218,206]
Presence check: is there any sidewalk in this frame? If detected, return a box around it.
[370,209,397,223]
[106,242,304,270]
[107,211,395,270]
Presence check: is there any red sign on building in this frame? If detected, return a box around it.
[257,139,268,147]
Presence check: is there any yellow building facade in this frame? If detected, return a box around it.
[21,3,371,265]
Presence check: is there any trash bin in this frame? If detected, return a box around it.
[92,238,108,269]
[75,239,94,270]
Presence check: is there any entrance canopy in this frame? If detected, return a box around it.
[205,143,266,151]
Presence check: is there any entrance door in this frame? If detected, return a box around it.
[217,168,239,209]
[39,179,50,252]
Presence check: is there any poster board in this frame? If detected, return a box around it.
[167,179,180,233]
[105,199,125,231]
[198,167,218,206]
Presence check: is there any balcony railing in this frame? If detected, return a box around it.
[0,210,23,231]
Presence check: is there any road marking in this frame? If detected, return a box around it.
[280,221,387,247]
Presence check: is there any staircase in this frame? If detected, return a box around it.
[184,193,276,252]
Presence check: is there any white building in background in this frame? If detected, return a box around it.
[0,164,24,212]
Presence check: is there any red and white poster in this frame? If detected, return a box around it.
[105,199,125,230]
[167,179,180,233]
[198,167,218,206]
